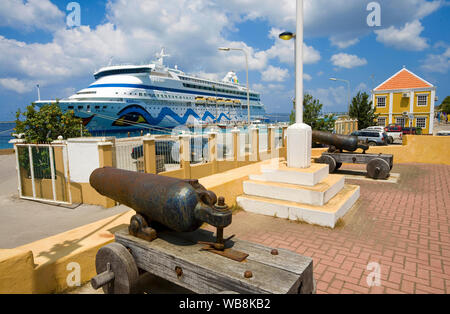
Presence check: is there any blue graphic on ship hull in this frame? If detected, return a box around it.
[115,105,231,126]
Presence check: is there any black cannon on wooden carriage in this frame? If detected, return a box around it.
[312,130,393,179]
[89,167,315,294]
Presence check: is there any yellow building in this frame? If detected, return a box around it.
[372,67,436,134]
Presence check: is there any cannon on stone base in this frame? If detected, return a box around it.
[312,130,393,179]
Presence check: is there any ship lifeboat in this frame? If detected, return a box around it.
[206,97,216,104]
[224,99,233,105]
[195,96,206,104]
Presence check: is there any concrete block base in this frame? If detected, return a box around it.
[243,174,345,206]
[253,161,329,186]
[237,184,360,228]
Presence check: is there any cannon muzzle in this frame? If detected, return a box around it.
[312,130,368,152]
[89,167,232,234]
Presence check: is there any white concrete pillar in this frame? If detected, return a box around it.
[287,0,311,169]
[389,92,393,124]
[430,89,436,134]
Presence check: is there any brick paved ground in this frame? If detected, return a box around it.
[219,163,450,294]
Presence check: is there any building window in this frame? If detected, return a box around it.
[417,95,428,106]
[396,117,405,127]
[377,117,386,126]
[416,117,426,128]
[377,96,386,108]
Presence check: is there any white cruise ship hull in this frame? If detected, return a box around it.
[36,52,266,132]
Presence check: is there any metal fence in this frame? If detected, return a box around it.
[190,134,209,164]
[275,127,283,148]
[115,137,145,172]
[155,137,180,172]
[217,132,234,161]
[258,125,268,152]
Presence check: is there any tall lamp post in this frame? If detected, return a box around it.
[218,47,250,124]
[329,77,350,114]
[278,0,311,168]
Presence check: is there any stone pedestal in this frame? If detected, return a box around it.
[287,123,312,168]
[237,160,360,228]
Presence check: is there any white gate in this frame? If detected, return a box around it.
[15,143,72,204]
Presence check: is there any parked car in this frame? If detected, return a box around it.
[385,124,402,133]
[402,127,417,135]
[436,130,450,136]
[364,126,401,144]
[381,124,403,143]
[351,130,389,146]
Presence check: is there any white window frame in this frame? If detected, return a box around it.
[377,117,386,126]
[416,117,427,129]
[376,96,386,108]
[417,94,428,107]
[396,117,405,127]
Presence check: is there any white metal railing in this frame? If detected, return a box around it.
[15,143,72,205]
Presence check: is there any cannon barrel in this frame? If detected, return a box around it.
[89,167,231,233]
[312,130,368,152]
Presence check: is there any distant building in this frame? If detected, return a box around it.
[334,116,358,135]
[372,68,436,134]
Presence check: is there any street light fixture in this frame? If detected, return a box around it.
[330,77,351,114]
[279,32,295,41]
[218,47,251,124]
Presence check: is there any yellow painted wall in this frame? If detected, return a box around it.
[312,135,449,165]
[0,249,35,293]
[377,114,389,126]
[374,93,389,114]
[393,93,410,113]
[413,91,431,113]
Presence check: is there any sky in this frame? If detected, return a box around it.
[0,0,449,121]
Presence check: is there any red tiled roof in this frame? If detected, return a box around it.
[375,68,432,91]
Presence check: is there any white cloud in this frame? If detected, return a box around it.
[0,0,443,100]
[225,0,442,41]
[330,53,367,69]
[307,86,348,112]
[0,0,64,32]
[261,66,289,82]
[354,82,369,93]
[303,73,312,81]
[375,20,429,51]
[421,48,450,74]
[330,36,360,49]
[0,78,34,94]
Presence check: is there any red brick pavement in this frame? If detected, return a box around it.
[219,163,450,294]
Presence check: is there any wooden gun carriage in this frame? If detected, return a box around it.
[313,131,394,179]
[89,168,315,294]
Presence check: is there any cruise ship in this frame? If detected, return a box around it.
[35,49,266,131]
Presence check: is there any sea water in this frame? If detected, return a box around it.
[0,122,15,149]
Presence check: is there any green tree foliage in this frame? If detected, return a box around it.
[14,102,90,143]
[349,91,378,130]
[438,96,450,114]
[290,93,336,132]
